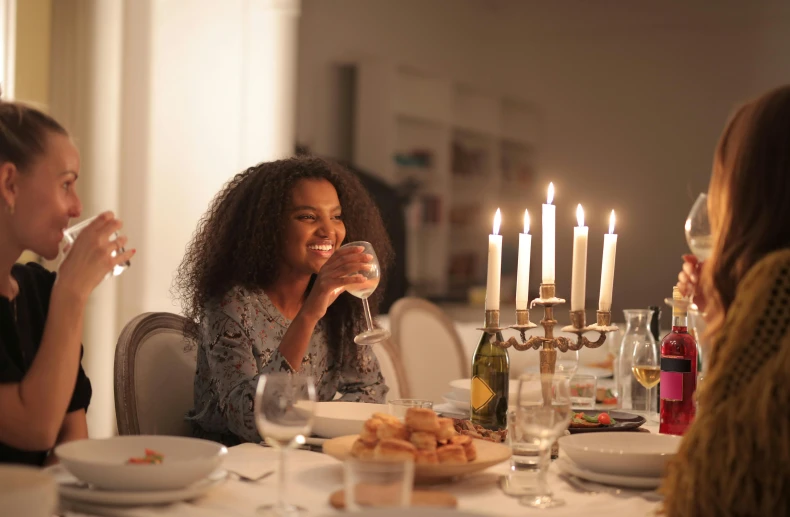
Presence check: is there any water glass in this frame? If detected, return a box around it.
[343,459,414,511]
[388,399,432,419]
[569,375,597,409]
[501,409,540,497]
[63,214,130,277]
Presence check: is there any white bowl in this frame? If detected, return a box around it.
[558,432,682,477]
[55,435,227,491]
[311,401,389,438]
[0,465,57,517]
[449,378,519,401]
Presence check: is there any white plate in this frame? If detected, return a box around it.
[558,432,681,477]
[311,401,389,438]
[54,435,227,491]
[317,509,490,517]
[449,378,519,400]
[57,469,227,506]
[0,465,58,517]
[556,457,661,489]
[576,366,614,378]
[441,391,468,410]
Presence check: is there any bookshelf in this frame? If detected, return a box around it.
[353,60,540,300]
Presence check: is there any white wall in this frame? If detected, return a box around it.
[296,0,790,325]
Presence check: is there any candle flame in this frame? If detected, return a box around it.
[609,210,616,234]
[576,204,584,227]
[547,182,554,205]
[523,209,530,234]
[493,208,502,235]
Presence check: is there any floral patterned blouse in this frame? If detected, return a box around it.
[187,286,388,445]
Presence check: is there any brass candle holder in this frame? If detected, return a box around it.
[492,283,619,375]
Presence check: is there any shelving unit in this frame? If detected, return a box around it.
[353,60,540,300]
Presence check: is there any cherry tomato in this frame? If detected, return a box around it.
[597,413,611,425]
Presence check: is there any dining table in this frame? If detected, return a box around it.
[59,425,663,517]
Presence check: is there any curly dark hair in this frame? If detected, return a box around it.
[174,156,394,359]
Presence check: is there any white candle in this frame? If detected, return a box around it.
[599,210,618,312]
[542,183,555,284]
[486,208,503,311]
[515,209,532,310]
[571,204,588,311]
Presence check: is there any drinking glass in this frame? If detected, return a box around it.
[684,193,712,261]
[631,327,660,423]
[569,374,597,409]
[62,214,130,277]
[515,372,572,509]
[340,241,390,345]
[500,408,541,497]
[254,374,317,516]
[387,399,432,419]
[343,459,414,511]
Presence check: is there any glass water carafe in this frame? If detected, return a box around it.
[617,309,656,410]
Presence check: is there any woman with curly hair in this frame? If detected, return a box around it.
[665,85,790,515]
[176,156,393,445]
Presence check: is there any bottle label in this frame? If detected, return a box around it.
[471,376,495,410]
[660,356,692,401]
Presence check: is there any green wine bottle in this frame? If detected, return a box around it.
[470,328,510,431]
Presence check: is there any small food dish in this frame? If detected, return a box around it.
[559,432,682,477]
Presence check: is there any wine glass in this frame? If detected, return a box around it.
[254,374,317,516]
[515,372,572,509]
[684,193,712,261]
[340,241,391,345]
[631,331,660,423]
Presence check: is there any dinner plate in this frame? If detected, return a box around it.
[449,378,519,401]
[311,402,390,438]
[555,457,661,489]
[559,432,681,477]
[317,509,490,517]
[54,435,227,491]
[576,366,614,378]
[323,435,511,482]
[568,410,646,434]
[57,469,228,506]
[441,391,468,411]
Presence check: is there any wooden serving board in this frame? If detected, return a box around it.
[329,488,457,509]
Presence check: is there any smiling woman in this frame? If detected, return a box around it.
[175,156,394,446]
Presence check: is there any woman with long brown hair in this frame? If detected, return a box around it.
[668,86,790,515]
[175,156,393,445]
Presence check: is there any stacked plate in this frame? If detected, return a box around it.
[557,433,682,489]
[52,435,227,508]
[439,378,521,418]
[311,401,389,438]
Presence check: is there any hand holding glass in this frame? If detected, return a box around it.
[63,214,130,277]
[340,241,390,345]
[254,374,317,516]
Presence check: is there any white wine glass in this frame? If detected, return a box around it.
[254,374,317,517]
[631,332,660,424]
[340,241,391,345]
[684,193,712,261]
[515,372,572,509]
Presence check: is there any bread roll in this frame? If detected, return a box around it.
[374,438,417,461]
[415,450,439,465]
[360,418,383,445]
[436,417,456,443]
[450,434,477,461]
[405,408,440,433]
[436,444,468,464]
[409,431,438,451]
[376,420,410,441]
[372,412,400,426]
[351,438,376,460]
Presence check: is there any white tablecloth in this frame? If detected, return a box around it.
[62,440,661,517]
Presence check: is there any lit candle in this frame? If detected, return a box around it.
[542,183,555,285]
[515,209,532,310]
[599,210,618,312]
[486,208,503,311]
[571,204,588,311]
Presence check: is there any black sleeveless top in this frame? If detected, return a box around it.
[0,262,92,466]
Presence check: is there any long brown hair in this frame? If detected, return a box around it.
[174,156,394,359]
[703,85,790,338]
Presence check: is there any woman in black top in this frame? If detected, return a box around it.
[0,100,135,465]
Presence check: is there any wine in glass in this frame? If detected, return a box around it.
[340,241,391,345]
[254,374,317,517]
[631,333,660,423]
[515,372,572,509]
[685,193,712,261]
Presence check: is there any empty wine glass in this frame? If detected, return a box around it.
[254,374,317,516]
[631,329,660,423]
[340,241,391,345]
[515,372,572,509]
[684,193,712,261]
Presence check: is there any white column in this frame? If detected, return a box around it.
[49,0,123,438]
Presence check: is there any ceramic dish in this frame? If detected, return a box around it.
[555,456,661,489]
[311,402,390,438]
[568,410,646,434]
[558,432,681,477]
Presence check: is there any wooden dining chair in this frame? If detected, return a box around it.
[114,312,199,436]
[388,297,469,403]
[372,338,411,400]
